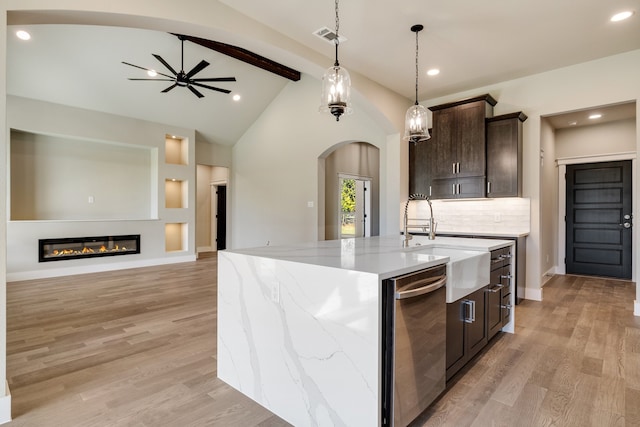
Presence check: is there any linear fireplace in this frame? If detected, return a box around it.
[39,235,140,262]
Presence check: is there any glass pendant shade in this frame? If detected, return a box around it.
[404,103,431,143]
[320,64,352,121]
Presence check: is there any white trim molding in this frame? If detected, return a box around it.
[525,287,543,301]
[0,382,11,424]
[635,300,640,317]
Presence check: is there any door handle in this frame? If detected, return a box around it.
[619,222,632,228]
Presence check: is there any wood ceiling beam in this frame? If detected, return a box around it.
[173,33,301,82]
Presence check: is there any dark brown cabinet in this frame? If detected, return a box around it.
[426,94,496,199]
[486,112,527,198]
[408,129,433,196]
[487,246,513,340]
[446,286,488,381]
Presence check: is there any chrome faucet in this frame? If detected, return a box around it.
[403,193,436,247]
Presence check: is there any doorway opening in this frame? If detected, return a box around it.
[196,165,229,254]
[339,175,371,238]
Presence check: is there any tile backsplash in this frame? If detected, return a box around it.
[405,198,530,236]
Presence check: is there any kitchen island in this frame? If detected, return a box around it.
[217,235,513,426]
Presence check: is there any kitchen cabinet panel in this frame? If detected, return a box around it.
[446,286,488,381]
[486,112,527,198]
[428,94,496,199]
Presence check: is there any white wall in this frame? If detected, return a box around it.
[0,13,8,424]
[556,118,636,159]
[540,118,558,283]
[6,96,197,280]
[231,75,390,249]
[423,49,640,303]
[10,130,152,220]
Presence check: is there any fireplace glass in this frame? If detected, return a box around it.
[39,235,140,262]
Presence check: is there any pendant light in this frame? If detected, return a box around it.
[404,24,431,143]
[319,0,352,121]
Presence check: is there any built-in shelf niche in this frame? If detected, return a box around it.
[165,222,187,252]
[165,179,188,209]
[165,135,188,165]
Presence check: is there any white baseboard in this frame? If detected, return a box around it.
[635,300,640,317]
[6,255,197,282]
[197,246,215,253]
[525,287,543,301]
[0,382,11,424]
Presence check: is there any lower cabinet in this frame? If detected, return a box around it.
[446,245,514,381]
[445,286,488,381]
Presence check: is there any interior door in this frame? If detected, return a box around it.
[216,185,227,251]
[566,161,632,279]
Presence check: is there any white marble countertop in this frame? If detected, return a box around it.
[226,235,512,280]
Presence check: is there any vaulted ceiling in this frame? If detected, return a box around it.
[7,1,640,145]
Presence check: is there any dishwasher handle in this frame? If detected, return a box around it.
[395,276,446,300]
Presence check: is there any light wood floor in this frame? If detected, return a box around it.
[6,257,640,426]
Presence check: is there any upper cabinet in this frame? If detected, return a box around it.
[486,112,527,198]
[408,94,526,200]
[428,94,496,199]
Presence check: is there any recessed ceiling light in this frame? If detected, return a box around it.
[589,114,602,120]
[568,121,578,126]
[427,69,440,76]
[16,30,31,41]
[147,69,157,77]
[611,11,634,22]
[232,94,241,101]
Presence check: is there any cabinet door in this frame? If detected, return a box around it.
[408,133,433,196]
[431,178,456,200]
[466,287,488,360]
[456,101,487,178]
[456,176,485,198]
[431,109,456,179]
[486,117,522,197]
[446,301,465,371]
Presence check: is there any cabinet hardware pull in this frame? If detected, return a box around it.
[457,162,460,174]
[500,274,512,280]
[452,184,456,195]
[471,300,476,322]
[487,181,491,194]
[486,284,503,293]
[395,276,446,300]
[457,183,461,194]
[452,163,456,174]
[463,300,473,323]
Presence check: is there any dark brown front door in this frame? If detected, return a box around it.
[566,161,633,279]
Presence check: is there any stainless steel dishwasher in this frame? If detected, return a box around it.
[381,264,447,427]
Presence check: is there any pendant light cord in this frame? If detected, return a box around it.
[414,29,419,105]
[334,0,341,66]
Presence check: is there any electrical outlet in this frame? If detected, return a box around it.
[88,196,94,204]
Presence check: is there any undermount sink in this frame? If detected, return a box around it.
[402,244,490,303]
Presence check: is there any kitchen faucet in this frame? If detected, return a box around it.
[403,193,436,247]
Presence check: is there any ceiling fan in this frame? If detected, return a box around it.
[122,35,236,98]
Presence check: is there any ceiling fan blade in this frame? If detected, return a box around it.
[186,60,210,79]
[188,85,205,98]
[122,62,174,79]
[127,78,175,81]
[161,83,178,93]
[152,54,178,76]
[191,82,232,94]
[191,77,236,82]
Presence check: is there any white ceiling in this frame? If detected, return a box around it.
[7,1,640,146]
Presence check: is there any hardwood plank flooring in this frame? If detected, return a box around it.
[6,259,639,426]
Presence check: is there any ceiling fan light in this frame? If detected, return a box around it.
[319,65,352,120]
[147,69,158,77]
